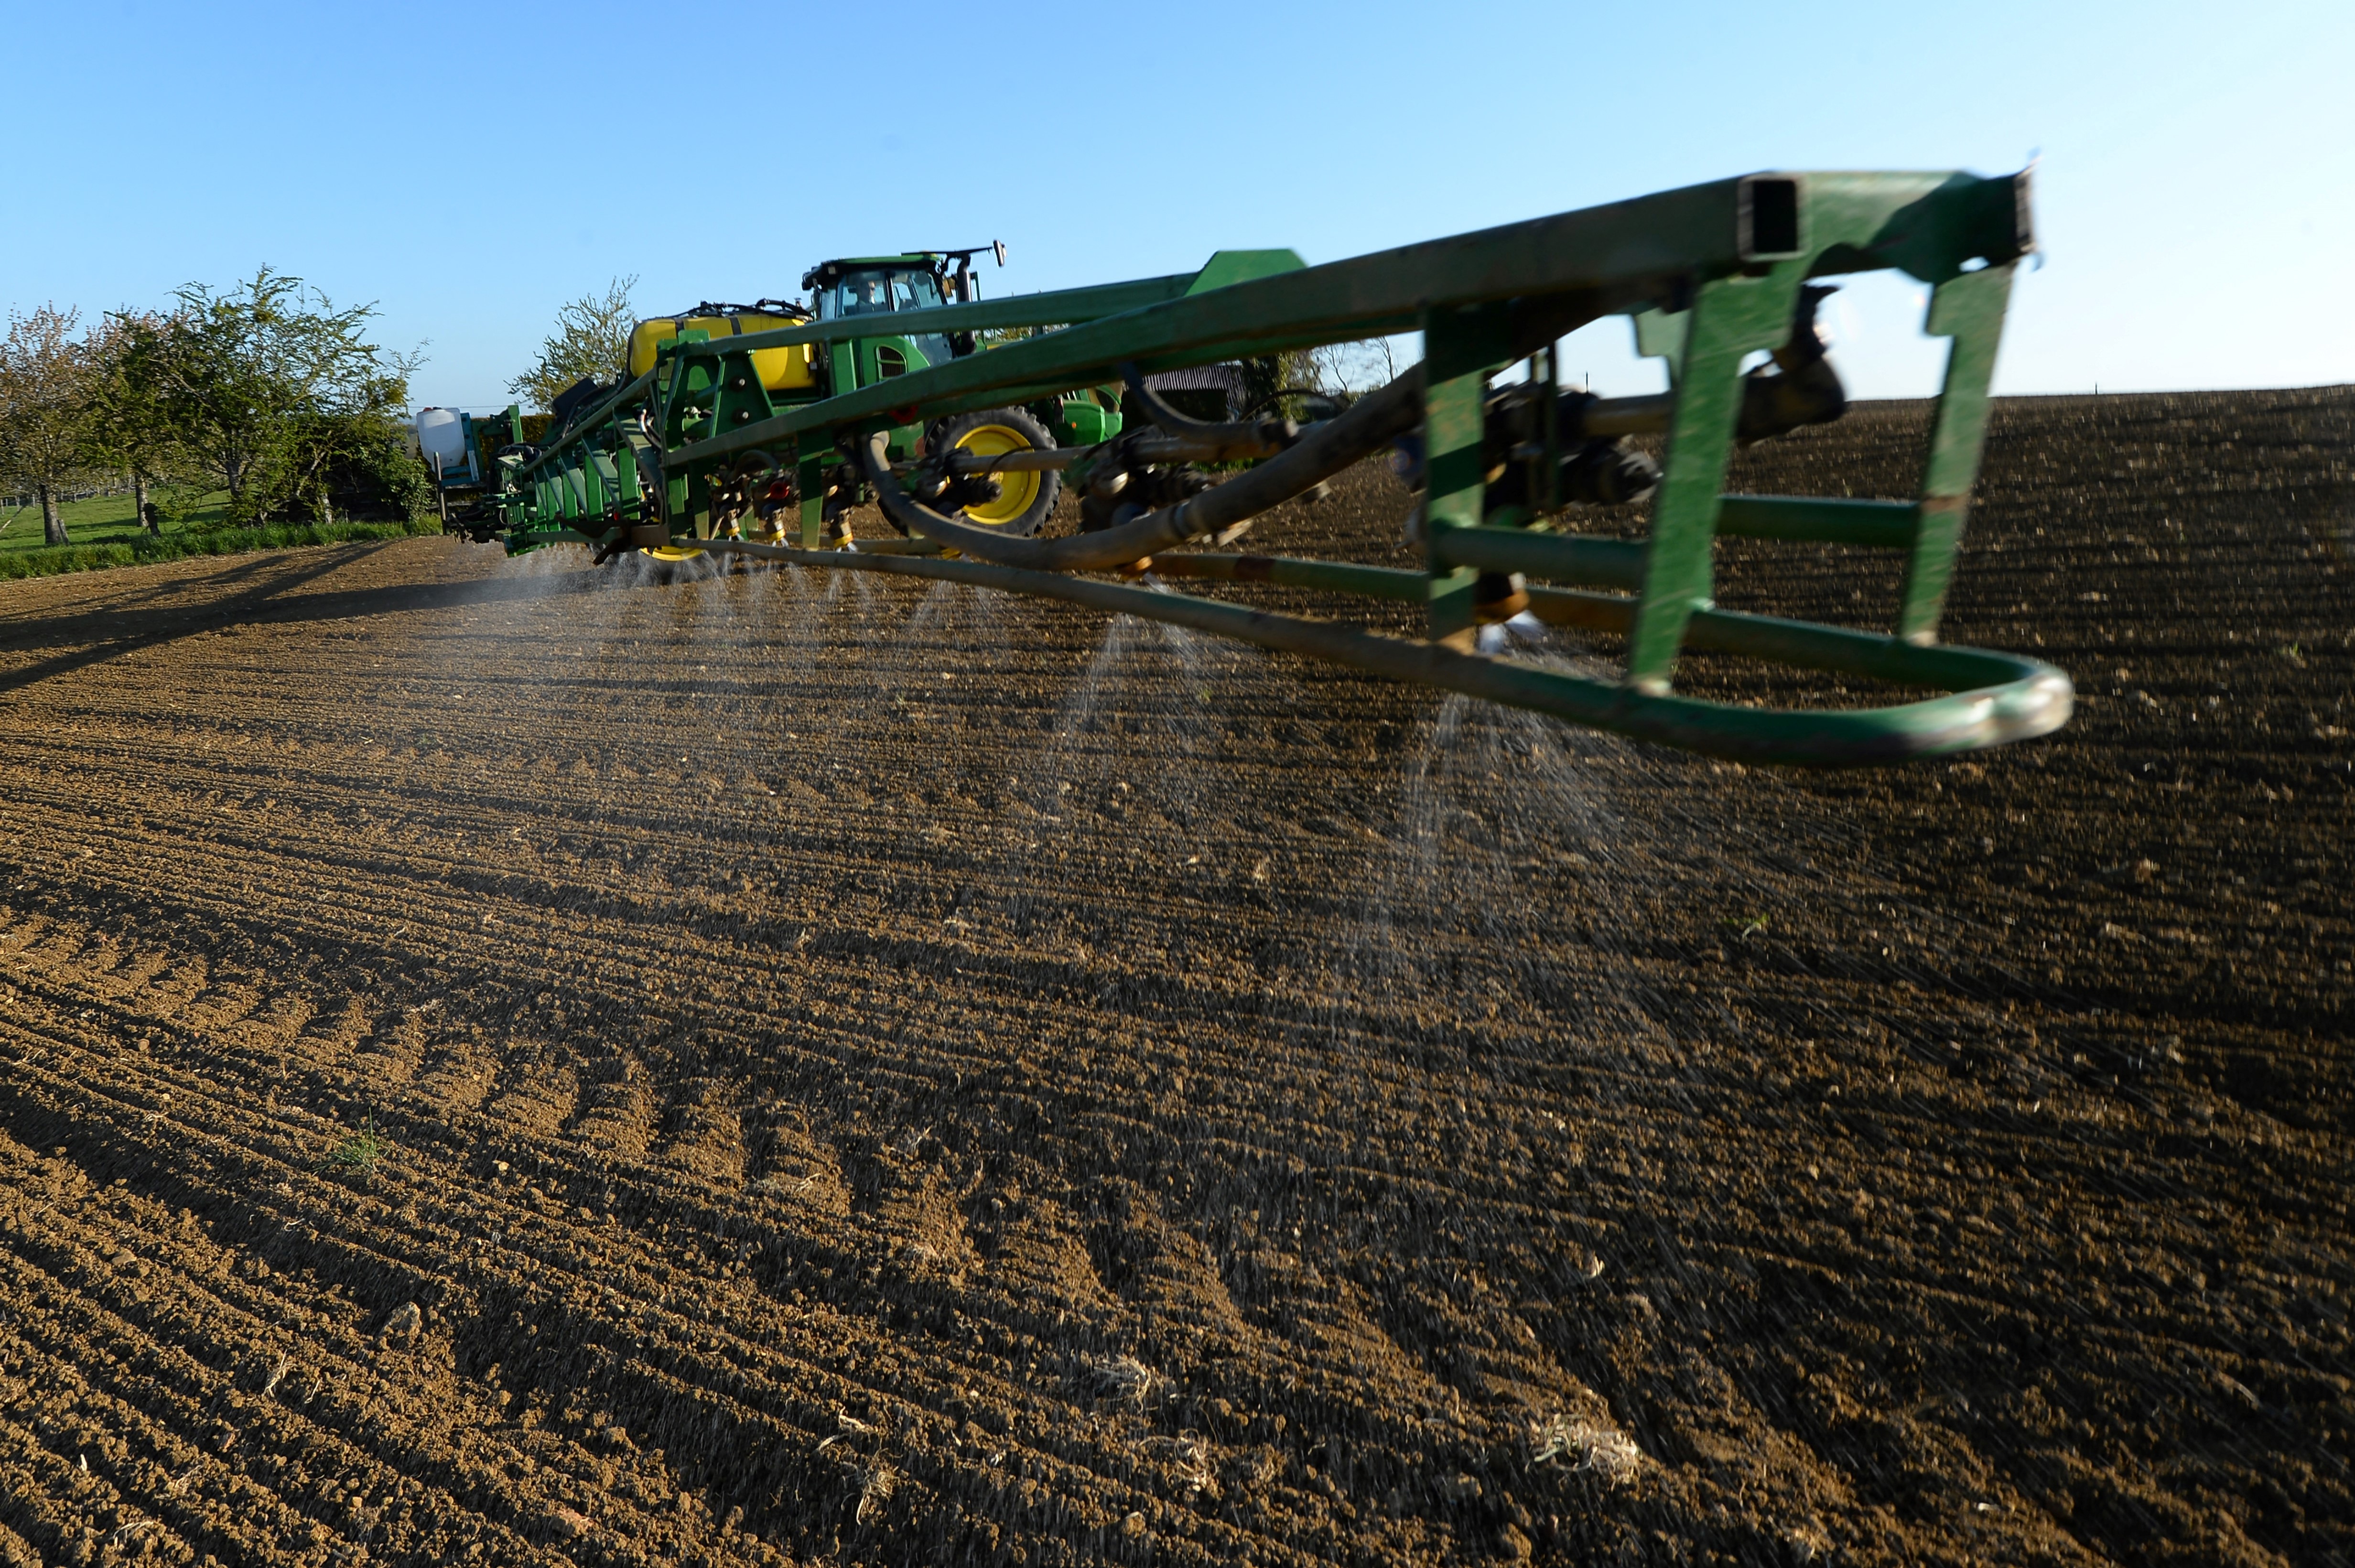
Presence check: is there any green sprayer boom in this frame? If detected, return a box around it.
[450,170,2070,767]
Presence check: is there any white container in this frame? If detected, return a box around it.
[416,407,468,476]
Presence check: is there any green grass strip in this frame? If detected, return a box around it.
[0,519,441,583]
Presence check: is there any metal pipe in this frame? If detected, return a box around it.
[514,368,658,479]
[1145,552,1430,602]
[1520,586,2038,688]
[1714,495,1917,548]
[840,537,945,556]
[1430,525,1648,590]
[939,448,1080,474]
[686,538,2071,766]
[1111,550,2051,695]
[1427,498,1918,588]
[1118,360,1293,454]
[1536,346,1560,511]
[929,431,1268,476]
[1572,392,1676,438]
[857,366,1425,573]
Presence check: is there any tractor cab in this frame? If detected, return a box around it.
[806,259,945,319]
[801,244,1006,376]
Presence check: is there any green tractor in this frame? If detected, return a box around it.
[610,245,1121,549]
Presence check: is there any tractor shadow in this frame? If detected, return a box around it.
[0,542,609,696]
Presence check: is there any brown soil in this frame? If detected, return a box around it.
[0,388,2347,1568]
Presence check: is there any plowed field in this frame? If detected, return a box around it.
[0,388,2347,1568]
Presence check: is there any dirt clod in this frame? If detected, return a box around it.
[379,1300,422,1342]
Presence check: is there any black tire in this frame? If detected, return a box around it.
[931,407,1060,538]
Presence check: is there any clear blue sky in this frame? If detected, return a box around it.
[8,0,2347,407]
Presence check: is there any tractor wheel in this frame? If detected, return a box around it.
[934,408,1060,538]
[637,542,713,583]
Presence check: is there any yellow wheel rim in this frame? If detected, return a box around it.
[951,424,1040,526]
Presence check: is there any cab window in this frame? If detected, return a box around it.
[814,267,945,325]
[891,271,944,311]
[818,272,894,319]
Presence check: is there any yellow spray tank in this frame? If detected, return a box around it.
[628,302,816,393]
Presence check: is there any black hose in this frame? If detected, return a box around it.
[1241,387,1334,419]
[859,365,1425,572]
[1117,361,1296,451]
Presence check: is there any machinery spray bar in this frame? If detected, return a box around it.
[465,168,2075,768]
[668,170,2032,477]
[520,352,1656,488]
[683,537,2070,767]
[927,430,1284,476]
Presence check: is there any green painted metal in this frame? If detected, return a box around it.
[1633,308,1687,387]
[1432,527,1648,591]
[1152,552,1430,602]
[465,169,2066,767]
[796,440,827,549]
[1624,262,1805,691]
[1421,302,1515,643]
[1052,393,1120,447]
[1716,496,1917,548]
[1184,249,1308,294]
[1166,551,2048,696]
[656,176,2020,477]
[689,538,2067,767]
[710,348,777,436]
[1898,261,2014,641]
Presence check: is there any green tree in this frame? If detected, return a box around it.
[509,275,638,413]
[145,269,422,525]
[85,310,184,534]
[0,305,97,546]
[268,399,430,524]
[1307,335,1399,397]
[1237,349,1326,418]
